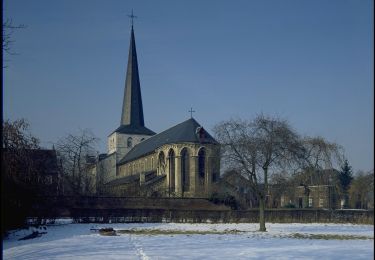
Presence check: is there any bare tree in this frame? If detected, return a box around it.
[3,18,26,68]
[214,115,305,231]
[302,136,343,170]
[56,130,99,196]
[291,136,344,199]
[349,170,374,209]
[2,119,40,184]
[3,18,26,56]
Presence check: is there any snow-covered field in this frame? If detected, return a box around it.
[3,220,374,260]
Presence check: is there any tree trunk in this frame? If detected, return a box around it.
[259,196,267,232]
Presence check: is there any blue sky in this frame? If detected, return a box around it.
[3,0,373,173]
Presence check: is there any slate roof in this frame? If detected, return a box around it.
[121,25,145,127]
[105,174,139,186]
[111,124,156,136]
[29,149,60,176]
[118,118,219,165]
[144,174,166,186]
[105,171,156,186]
[110,26,155,136]
[3,149,60,176]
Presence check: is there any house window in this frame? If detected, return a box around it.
[308,197,313,207]
[319,198,324,208]
[127,137,133,148]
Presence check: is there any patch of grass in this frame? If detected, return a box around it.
[107,229,374,240]
[99,228,117,236]
[289,233,373,240]
[117,229,246,235]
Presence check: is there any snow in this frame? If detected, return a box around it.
[3,221,374,260]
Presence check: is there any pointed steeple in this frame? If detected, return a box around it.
[121,25,144,126]
[113,25,155,136]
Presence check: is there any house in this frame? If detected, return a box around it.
[280,169,342,209]
[2,148,61,196]
[282,184,339,209]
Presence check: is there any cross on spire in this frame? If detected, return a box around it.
[128,9,137,26]
[189,107,196,118]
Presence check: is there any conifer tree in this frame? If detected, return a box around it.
[339,160,353,208]
[339,160,353,192]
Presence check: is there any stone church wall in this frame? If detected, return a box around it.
[117,142,220,198]
[96,153,117,195]
[111,142,220,199]
[118,153,157,177]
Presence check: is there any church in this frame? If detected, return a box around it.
[95,23,220,198]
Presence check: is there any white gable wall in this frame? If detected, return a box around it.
[108,132,153,162]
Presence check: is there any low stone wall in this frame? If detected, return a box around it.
[30,197,374,224]
[32,196,230,211]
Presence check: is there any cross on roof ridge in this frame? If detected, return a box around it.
[189,107,196,118]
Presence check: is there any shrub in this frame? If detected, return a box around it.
[283,203,296,208]
[209,193,239,210]
[209,192,222,204]
[224,195,238,210]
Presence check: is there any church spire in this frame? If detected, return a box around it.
[121,24,145,127]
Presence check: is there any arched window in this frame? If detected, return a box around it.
[158,152,166,175]
[168,149,175,193]
[127,137,133,148]
[181,148,190,192]
[198,148,205,185]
